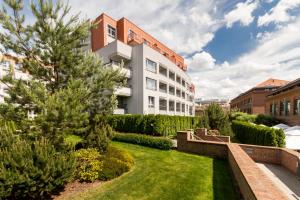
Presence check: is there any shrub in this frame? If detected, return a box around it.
[231,120,285,147]
[113,133,173,150]
[99,146,134,180]
[84,123,115,152]
[206,103,232,136]
[74,148,102,182]
[0,129,76,199]
[229,112,256,123]
[255,114,281,126]
[104,114,206,136]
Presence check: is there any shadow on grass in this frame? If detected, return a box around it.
[213,159,239,200]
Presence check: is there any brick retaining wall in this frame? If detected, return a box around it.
[177,130,296,200]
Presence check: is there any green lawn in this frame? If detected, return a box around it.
[63,142,237,200]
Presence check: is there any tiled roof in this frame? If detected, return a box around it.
[255,78,288,88]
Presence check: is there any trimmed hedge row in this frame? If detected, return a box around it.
[231,120,285,147]
[105,114,206,136]
[112,133,173,150]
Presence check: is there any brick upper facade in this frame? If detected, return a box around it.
[230,78,288,114]
[91,13,187,72]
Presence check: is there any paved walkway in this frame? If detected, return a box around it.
[257,163,300,200]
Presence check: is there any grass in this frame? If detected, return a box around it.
[62,142,237,200]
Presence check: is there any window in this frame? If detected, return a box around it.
[159,82,167,93]
[182,103,185,112]
[280,101,284,116]
[169,85,175,95]
[159,65,167,76]
[294,98,300,115]
[169,100,175,111]
[189,106,193,115]
[107,25,116,38]
[176,88,181,97]
[176,102,181,112]
[176,75,181,84]
[182,79,186,87]
[181,92,185,99]
[274,103,278,116]
[148,96,155,108]
[159,98,167,111]
[146,59,157,73]
[169,71,175,81]
[146,77,157,90]
[286,100,291,116]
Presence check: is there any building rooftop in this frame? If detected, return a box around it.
[255,78,289,88]
[268,77,300,96]
[231,78,288,102]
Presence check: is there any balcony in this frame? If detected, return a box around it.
[114,108,125,114]
[96,40,132,62]
[105,61,132,78]
[115,86,132,97]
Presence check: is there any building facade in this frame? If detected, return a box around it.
[266,78,300,126]
[91,13,195,116]
[230,79,288,114]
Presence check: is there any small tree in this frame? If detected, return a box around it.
[0,0,126,148]
[206,103,232,136]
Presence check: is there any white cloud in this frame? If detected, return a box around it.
[258,0,300,26]
[189,17,300,99]
[66,0,225,55]
[224,0,258,28]
[187,51,216,71]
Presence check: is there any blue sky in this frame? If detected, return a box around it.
[2,0,300,99]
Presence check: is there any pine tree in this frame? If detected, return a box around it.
[0,0,126,146]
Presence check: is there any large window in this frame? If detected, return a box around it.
[159,65,167,76]
[169,100,175,111]
[182,79,186,87]
[169,85,175,95]
[169,71,175,81]
[159,82,167,93]
[176,75,181,84]
[159,98,167,111]
[146,59,157,73]
[280,101,284,116]
[294,98,300,115]
[146,77,157,90]
[148,96,155,108]
[182,103,185,113]
[181,92,185,99]
[176,102,181,112]
[107,25,116,38]
[176,88,181,97]
[286,100,291,116]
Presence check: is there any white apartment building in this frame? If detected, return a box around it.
[91,14,195,116]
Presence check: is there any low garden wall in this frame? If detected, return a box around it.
[194,128,230,142]
[176,130,300,200]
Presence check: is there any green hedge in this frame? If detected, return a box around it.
[231,120,285,147]
[113,133,173,150]
[105,114,206,136]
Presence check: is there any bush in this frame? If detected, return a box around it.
[84,123,114,152]
[74,148,102,182]
[231,120,285,147]
[99,146,134,180]
[104,114,206,136]
[206,103,232,136]
[113,133,173,150]
[255,114,281,126]
[229,112,256,123]
[0,129,76,199]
